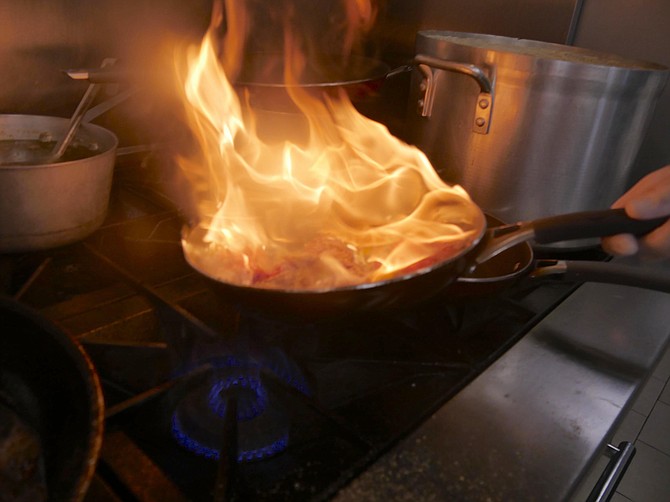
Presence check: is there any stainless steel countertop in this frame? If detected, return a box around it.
[335,258,670,502]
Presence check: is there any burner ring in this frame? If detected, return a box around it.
[208,372,268,421]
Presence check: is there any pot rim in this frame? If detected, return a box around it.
[0,114,118,170]
[417,30,670,73]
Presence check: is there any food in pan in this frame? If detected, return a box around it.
[0,400,47,502]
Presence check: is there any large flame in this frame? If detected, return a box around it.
[176,0,483,291]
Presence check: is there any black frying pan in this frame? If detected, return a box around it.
[0,297,104,501]
[188,208,670,320]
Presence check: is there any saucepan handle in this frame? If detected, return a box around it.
[533,208,668,244]
[532,260,670,293]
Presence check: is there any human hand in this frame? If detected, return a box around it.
[601,165,670,258]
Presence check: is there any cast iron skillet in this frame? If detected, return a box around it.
[0,297,104,501]
[187,208,670,320]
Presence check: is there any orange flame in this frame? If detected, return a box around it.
[176,0,483,291]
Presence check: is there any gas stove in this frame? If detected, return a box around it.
[1,155,667,502]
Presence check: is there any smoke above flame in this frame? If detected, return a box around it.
[175,0,483,291]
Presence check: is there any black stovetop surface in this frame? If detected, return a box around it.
[0,159,582,501]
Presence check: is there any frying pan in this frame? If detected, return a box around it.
[0,297,104,501]
[187,208,670,320]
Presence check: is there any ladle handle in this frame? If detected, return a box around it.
[533,208,668,244]
[49,58,117,162]
[49,83,101,161]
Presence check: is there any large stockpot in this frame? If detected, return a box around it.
[0,114,117,253]
[406,31,669,247]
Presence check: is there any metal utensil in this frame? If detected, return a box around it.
[45,58,116,163]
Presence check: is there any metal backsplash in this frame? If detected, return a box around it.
[372,0,581,64]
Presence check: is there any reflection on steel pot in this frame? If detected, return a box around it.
[407,31,669,247]
[0,115,117,253]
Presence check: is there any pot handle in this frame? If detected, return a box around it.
[413,54,493,134]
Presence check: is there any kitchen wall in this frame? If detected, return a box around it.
[373,0,581,63]
[0,0,209,115]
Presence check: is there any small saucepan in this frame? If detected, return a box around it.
[0,114,118,253]
[187,208,670,320]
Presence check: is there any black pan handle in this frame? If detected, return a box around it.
[533,208,668,244]
[476,209,669,266]
[532,260,670,293]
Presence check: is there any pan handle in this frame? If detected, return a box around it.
[532,208,667,245]
[475,209,668,265]
[531,260,670,293]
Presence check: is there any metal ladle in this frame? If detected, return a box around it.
[44,58,117,164]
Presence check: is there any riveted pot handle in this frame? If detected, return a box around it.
[413,54,494,134]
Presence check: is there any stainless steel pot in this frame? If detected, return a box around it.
[0,114,117,253]
[407,31,669,247]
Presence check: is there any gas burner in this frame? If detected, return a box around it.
[171,353,308,462]
[206,368,267,421]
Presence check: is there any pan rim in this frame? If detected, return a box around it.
[233,53,393,88]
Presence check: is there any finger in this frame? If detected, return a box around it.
[639,220,670,258]
[601,233,639,256]
[612,165,670,213]
[627,192,670,219]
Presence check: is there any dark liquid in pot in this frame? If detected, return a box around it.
[0,139,97,166]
